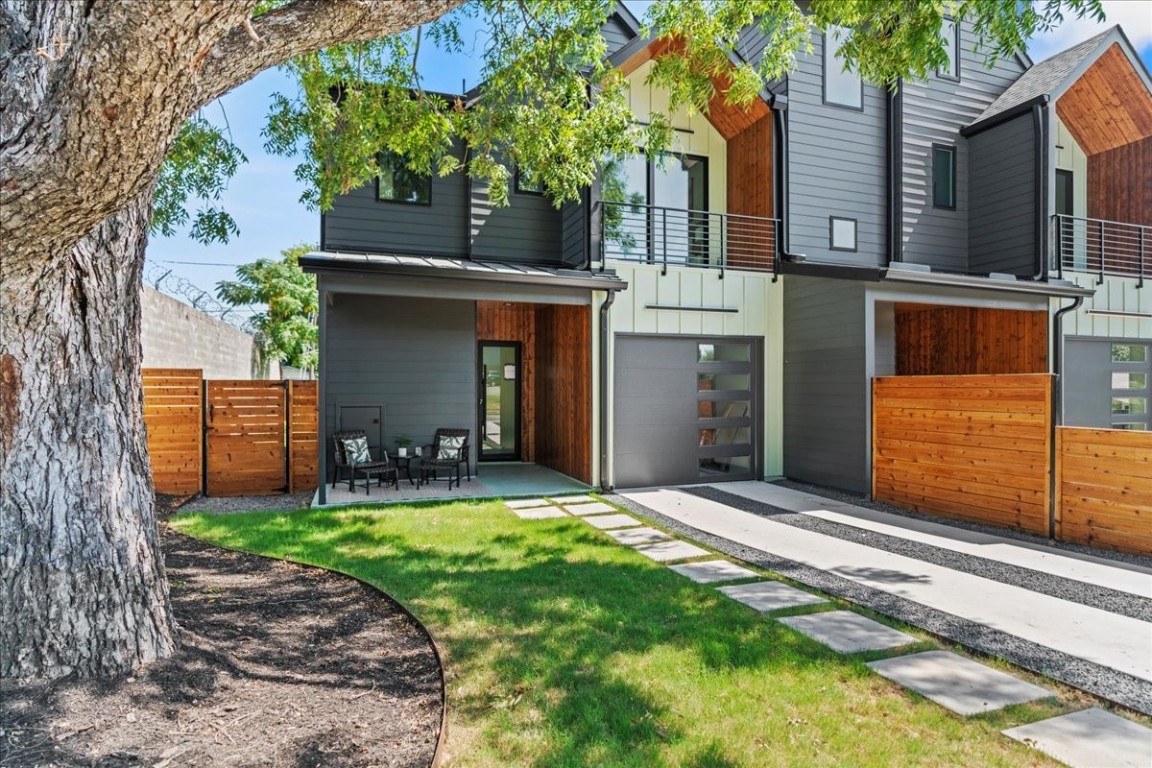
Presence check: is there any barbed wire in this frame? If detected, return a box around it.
[143,262,255,331]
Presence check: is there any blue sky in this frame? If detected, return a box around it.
[144,1,1152,314]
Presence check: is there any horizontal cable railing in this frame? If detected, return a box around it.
[598,200,778,276]
[1053,214,1149,287]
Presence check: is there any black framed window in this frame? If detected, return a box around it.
[514,167,544,195]
[824,27,863,109]
[376,149,431,205]
[938,18,960,80]
[1056,169,1074,217]
[932,144,956,209]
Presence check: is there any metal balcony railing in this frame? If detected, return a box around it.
[598,200,778,276]
[1053,214,1150,287]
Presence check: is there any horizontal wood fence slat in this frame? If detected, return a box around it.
[142,369,318,498]
[872,374,1053,535]
[142,368,203,495]
[1056,428,1152,556]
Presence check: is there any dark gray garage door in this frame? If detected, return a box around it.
[614,335,761,488]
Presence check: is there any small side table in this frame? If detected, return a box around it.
[392,453,420,486]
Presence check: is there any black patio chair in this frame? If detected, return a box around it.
[419,428,471,490]
[332,430,398,494]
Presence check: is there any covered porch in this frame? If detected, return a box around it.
[302,252,626,506]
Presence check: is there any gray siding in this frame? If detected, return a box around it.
[470,179,563,263]
[783,276,868,492]
[787,33,887,267]
[322,292,477,469]
[601,13,635,55]
[968,113,1038,276]
[322,147,469,257]
[560,193,588,268]
[900,25,1028,272]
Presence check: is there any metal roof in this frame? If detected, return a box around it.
[300,251,628,291]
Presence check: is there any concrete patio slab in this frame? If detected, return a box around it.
[583,514,642,530]
[1003,708,1152,768]
[867,651,1051,715]
[668,560,760,584]
[605,527,671,546]
[512,506,569,520]
[550,494,598,504]
[779,610,917,653]
[505,498,555,510]
[717,581,827,612]
[564,502,617,516]
[633,540,711,562]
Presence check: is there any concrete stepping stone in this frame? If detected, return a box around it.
[583,514,642,530]
[779,610,917,653]
[867,651,1051,715]
[512,506,569,520]
[718,581,826,612]
[605,527,670,546]
[633,540,711,562]
[563,502,616,516]
[550,494,597,504]
[669,560,759,584]
[1003,708,1152,768]
[505,498,554,509]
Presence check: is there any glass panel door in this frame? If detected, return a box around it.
[479,342,521,460]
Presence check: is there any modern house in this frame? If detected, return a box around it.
[304,4,1148,503]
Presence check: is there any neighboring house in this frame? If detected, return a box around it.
[303,4,1146,502]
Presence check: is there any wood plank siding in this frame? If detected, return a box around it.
[1056,427,1152,556]
[894,304,1048,376]
[872,374,1053,534]
[477,301,537,462]
[142,368,204,495]
[726,113,775,270]
[1088,136,1152,226]
[1056,44,1152,156]
[536,304,592,483]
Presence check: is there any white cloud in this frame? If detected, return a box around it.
[1027,0,1151,61]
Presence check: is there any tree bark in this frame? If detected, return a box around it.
[1,187,177,680]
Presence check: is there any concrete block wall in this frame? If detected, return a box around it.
[141,286,266,379]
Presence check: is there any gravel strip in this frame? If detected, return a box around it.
[685,486,1152,623]
[776,479,1152,571]
[606,492,1152,716]
[178,492,314,515]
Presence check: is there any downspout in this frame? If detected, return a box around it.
[771,106,802,282]
[1032,98,1051,280]
[887,82,904,264]
[1048,295,1083,539]
[598,289,616,491]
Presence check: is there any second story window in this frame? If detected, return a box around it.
[514,167,543,195]
[939,18,960,80]
[824,27,863,109]
[932,144,956,209]
[376,149,431,205]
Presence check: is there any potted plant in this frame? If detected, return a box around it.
[395,433,413,457]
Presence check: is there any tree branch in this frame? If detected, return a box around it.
[197,0,467,107]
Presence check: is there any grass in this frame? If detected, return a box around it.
[173,499,1065,768]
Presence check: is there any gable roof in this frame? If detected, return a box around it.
[966,26,1152,139]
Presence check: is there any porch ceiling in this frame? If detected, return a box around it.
[1056,43,1152,156]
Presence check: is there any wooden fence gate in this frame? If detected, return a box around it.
[205,380,288,496]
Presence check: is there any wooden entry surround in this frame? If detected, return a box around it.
[477,302,591,483]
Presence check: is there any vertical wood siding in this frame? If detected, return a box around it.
[1087,136,1152,226]
[872,374,1053,534]
[142,368,203,495]
[536,304,592,483]
[894,305,1048,375]
[477,301,537,462]
[1056,427,1152,555]
[726,113,775,270]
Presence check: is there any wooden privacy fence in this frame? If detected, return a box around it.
[873,374,1152,555]
[142,368,318,497]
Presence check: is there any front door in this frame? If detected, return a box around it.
[479,342,521,461]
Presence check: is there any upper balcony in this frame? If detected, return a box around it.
[1053,214,1150,287]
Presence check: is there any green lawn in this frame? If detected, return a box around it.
[173,500,1063,768]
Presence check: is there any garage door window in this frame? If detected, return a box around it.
[698,341,755,478]
[1110,343,1149,430]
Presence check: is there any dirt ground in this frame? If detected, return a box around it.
[1,495,443,768]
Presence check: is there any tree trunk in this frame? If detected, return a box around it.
[0,187,176,681]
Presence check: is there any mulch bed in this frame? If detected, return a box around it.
[1,495,444,768]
